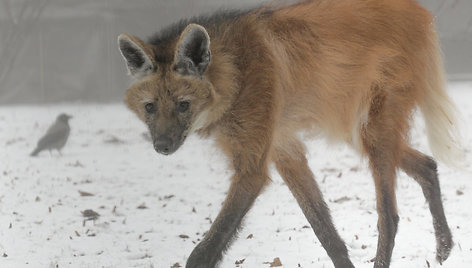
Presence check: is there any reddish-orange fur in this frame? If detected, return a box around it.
[118,1,460,267]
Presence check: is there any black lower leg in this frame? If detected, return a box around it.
[186,174,266,268]
[401,148,453,263]
[364,139,399,268]
[275,154,354,268]
[374,189,399,268]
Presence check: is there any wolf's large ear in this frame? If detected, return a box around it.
[174,24,211,77]
[117,33,156,79]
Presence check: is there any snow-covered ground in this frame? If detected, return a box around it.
[1,82,471,268]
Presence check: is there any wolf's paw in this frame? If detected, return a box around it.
[436,233,453,264]
[186,243,221,268]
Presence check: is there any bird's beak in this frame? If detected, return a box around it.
[67,115,73,119]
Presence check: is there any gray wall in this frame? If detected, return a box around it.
[0,0,471,104]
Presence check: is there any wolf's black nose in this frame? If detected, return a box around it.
[153,137,172,155]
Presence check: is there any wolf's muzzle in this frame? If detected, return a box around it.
[153,136,173,155]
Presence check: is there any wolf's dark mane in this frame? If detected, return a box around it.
[147,9,250,46]
[146,1,313,48]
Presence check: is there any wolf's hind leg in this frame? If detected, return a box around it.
[400,146,453,263]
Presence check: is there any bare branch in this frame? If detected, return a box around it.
[1,0,14,22]
[0,0,50,86]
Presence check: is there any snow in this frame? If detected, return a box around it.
[0,82,471,268]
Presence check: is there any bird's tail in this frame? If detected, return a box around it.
[30,148,41,157]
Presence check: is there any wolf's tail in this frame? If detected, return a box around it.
[419,28,464,166]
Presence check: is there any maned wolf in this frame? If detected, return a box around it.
[117,0,462,267]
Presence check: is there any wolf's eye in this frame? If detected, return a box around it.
[177,101,190,113]
[145,103,156,113]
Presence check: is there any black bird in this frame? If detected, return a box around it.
[30,113,72,156]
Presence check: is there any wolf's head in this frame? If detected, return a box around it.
[118,24,214,155]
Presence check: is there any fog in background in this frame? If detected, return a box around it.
[0,0,471,104]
